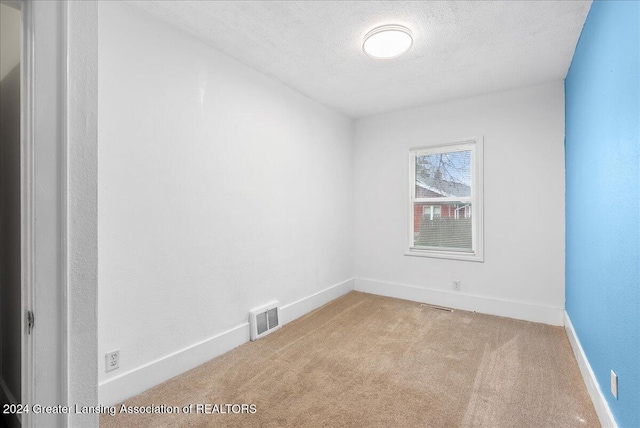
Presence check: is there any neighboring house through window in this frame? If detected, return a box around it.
[422,205,441,219]
[407,137,484,261]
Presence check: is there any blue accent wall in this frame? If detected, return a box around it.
[565,1,640,426]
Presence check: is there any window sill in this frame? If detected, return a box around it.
[404,248,484,262]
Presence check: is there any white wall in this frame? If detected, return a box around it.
[98,1,566,404]
[98,2,353,403]
[67,1,99,425]
[353,81,565,324]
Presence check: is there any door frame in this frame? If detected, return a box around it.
[21,0,34,424]
[20,1,99,427]
[21,1,67,426]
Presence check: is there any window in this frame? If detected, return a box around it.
[422,205,441,219]
[407,137,483,262]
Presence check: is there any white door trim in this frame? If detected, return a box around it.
[20,1,74,426]
[21,2,100,427]
[21,0,35,426]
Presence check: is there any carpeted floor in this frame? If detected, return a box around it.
[100,292,599,427]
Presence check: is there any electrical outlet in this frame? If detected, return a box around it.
[106,350,119,372]
[611,370,618,399]
[453,280,461,291]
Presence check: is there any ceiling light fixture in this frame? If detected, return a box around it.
[362,25,413,59]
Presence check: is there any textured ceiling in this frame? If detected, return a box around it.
[130,1,591,118]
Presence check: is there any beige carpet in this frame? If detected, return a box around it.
[100,292,598,427]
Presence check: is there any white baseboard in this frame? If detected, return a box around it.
[98,322,250,406]
[99,278,355,406]
[354,278,564,326]
[280,278,354,324]
[0,377,21,428]
[564,311,617,428]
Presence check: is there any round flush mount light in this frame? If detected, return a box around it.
[362,25,413,59]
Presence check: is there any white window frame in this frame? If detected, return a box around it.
[406,137,484,262]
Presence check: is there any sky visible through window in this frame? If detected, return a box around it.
[416,150,471,187]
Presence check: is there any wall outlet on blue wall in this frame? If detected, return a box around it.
[610,370,618,399]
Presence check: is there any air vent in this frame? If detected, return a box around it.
[420,303,454,312]
[249,301,281,341]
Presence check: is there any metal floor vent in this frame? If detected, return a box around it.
[249,301,281,341]
[420,303,454,312]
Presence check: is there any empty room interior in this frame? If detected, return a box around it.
[0,0,639,427]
